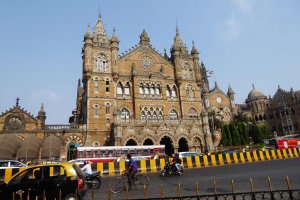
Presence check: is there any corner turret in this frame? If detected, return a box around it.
[37,103,46,130]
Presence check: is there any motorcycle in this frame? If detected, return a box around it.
[161,162,183,176]
[85,171,102,189]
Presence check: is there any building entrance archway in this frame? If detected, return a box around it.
[178,137,189,152]
[143,138,154,145]
[160,136,174,156]
[125,139,137,146]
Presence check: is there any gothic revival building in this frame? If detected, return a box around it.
[0,14,244,161]
[245,85,300,136]
[69,15,226,154]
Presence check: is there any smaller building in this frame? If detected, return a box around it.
[243,85,300,136]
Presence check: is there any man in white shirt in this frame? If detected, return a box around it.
[81,161,92,177]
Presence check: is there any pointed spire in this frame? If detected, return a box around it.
[38,103,46,117]
[252,83,255,90]
[191,40,199,55]
[139,30,150,45]
[94,15,107,36]
[164,48,169,59]
[111,27,119,42]
[173,26,184,48]
[40,103,44,112]
[228,84,234,94]
[84,23,93,38]
[215,81,219,89]
[16,97,20,107]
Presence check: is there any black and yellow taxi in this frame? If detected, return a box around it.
[0,162,87,200]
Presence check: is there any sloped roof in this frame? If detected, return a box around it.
[0,134,22,159]
[41,135,61,159]
[18,136,42,162]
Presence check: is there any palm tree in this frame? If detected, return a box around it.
[208,109,223,134]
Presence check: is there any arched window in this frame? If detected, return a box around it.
[105,103,110,114]
[144,84,149,95]
[147,111,151,121]
[166,85,171,97]
[169,109,178,120]
[117,82,123,95]
[105,78,110,92]
[139,83,144,94]
[188,108,198,119]
[141,111,146,121]
[171,86,177,97]
[150,84,155,95]
[94,77,99,93]
[152,111,157,120]
[95,54,108,72]
[155,85,161,95]
[158,111,163,120]
[94,104,100,117]
[121,108,130,121]
[124,83,130,95]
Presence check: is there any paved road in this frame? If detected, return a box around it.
[84,158,300,199]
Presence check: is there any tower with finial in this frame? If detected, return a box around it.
[37,103,46,130]
[227,84,235,110]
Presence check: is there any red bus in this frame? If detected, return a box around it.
[74,145,165,163]
[266,137,300,149]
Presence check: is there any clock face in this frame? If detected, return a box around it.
[140,56,154,68]
[216,97,222,103]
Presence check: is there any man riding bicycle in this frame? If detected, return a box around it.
[126,154,137,188]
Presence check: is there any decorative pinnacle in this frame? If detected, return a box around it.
[16,97,20,107]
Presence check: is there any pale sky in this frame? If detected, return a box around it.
[0,0,299,124]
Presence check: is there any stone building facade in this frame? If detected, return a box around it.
[1,14,245,161]
[69,15,227,154]
[0,100,86,161]
[244,85,300,136]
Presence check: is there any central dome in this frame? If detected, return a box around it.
[247,84,265,100]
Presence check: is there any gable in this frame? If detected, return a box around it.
[118,45,175,78]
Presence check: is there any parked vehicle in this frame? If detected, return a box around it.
[161,162,183,176]
[178,152,203,158]
[0,160,27,169]
[0,162,87,200]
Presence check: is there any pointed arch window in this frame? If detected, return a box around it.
[171,86,177,97]
[94,77,99,93]
[105,103,111,114]
[155,85,161,95]
[169,109,178,120]
[139,83,144,94]
[106,78,110,92]
[144,84,150,95]
[150,84,155,95]
[117,82,123,95]
[188,108,198,119]
[158,111,163,120]
[141,111,146,121]
[96,54,108,72]
[166,85,171,97]
[94,104,100,117]
[124,83,130,95]
[121,108,130,121]
[147,111,151,121]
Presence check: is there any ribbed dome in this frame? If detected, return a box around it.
[18,136,42,162]
[0,134,22,159]
[247,84,265,100]
[41,135,61,160]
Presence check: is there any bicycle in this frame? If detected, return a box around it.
[110,170,149,194]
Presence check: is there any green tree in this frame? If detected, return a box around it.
[225,124,232,146]
[229,122,241,146]
[220,124,228,146]
[238,122,249,145]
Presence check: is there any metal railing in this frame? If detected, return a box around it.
[111,176,300,200]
